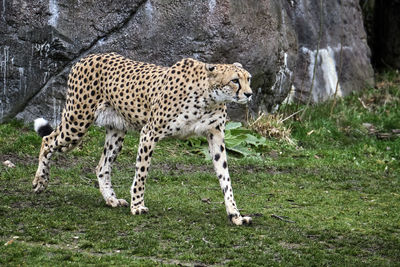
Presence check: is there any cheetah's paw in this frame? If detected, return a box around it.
[106,197,129,207]
[131,206,149,215]
[230,215,252,226]
[32,177,48,194]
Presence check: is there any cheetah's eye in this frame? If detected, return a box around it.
[231,79,239,84]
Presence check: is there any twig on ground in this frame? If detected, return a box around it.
[358,97,369,110]
[271,214,296,223]
[281,109,304,123]
[248,113,265,128]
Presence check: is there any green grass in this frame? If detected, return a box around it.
[1,75,400,266]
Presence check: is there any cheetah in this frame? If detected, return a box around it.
[33,53,253,225]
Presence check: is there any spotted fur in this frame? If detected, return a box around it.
[33,53,253,225]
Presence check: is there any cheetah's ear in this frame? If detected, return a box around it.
[205,63,216,72]
[233,62,243,68]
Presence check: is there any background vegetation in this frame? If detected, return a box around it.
[0,72,399,266]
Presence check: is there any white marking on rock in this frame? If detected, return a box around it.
[283,85,296,104]
[2,0,5,20]
[208,0,216,13]
[48,0,59,27]
[1,46,9,96]
[97,37,107,46]
[301,46,347,102]
[320,47,342,99]
[144,0,153,19]
[0,46,9,122]
[18,67,25,95]
[271,51,292,94]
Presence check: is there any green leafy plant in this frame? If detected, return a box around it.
[187,121,267,158]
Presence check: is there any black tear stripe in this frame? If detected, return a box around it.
[235,82,241,97]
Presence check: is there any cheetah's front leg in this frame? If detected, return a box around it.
[130,126,158,215]
[207,129,252,225]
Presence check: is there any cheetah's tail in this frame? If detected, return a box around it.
[34,118,53,138]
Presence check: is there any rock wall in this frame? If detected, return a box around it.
[0,0,373,124]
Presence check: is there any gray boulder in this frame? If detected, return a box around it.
[289,0,374,102]
[0,0,373,125]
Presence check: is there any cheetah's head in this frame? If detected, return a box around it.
[206,62,253,104]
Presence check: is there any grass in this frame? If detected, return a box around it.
[1,73,400,266]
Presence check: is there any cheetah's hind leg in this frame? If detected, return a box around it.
[33,117,90,193]
[32,118,56,193]
[96,127,128,207]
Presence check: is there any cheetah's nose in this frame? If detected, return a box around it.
[244,93,253,99]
